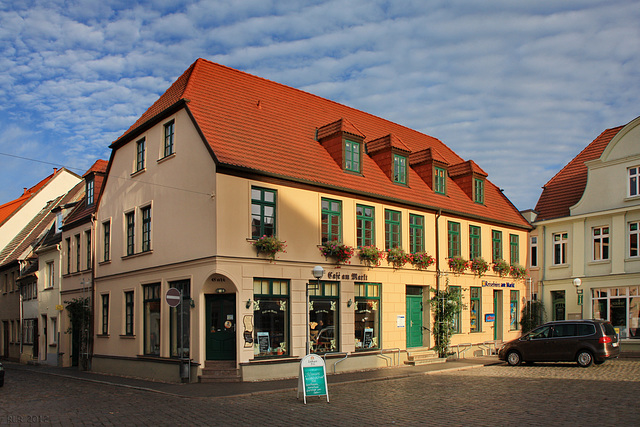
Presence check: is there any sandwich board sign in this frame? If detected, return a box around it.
[297,354,329,404]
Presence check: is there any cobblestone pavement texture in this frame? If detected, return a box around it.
[1,358,639,426]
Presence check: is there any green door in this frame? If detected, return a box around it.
[406,294,423,348]
[205,294,236,360]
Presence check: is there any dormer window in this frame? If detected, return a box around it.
[393,154,407,184]
[345,140,361,173]
[434,167,446,194]
[86,178,94,206]
[474,178,484,204]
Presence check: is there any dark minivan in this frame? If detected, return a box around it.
[499,319,620,367]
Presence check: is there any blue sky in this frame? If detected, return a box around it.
[1,0,639,211]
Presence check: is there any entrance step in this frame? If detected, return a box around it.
[200,360,241,383]
[404,348,447,366]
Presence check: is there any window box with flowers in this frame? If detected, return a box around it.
[492,259,510,277]
[510,264,527,281]
[447,256,469,275]
[410,252,435,270]
[470,257,489,277]
[319,241,354,265]
[387,247,411,270]
[359,246,385,268]
[251,235,286,261]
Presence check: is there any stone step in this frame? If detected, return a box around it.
[404,357,447,366]
[200,360,241,383]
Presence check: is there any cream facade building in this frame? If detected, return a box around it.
[529,116,640,353]
[93,59,531,382]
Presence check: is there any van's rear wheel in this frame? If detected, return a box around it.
[577,350,593,367]
[506,350,522,366]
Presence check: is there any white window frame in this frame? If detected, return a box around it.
[530,236,538,268]
[629,221,640,258]
[553,232,568,265]
[629,166,640,197]
[45,261,55,288]
[592,226,610,261]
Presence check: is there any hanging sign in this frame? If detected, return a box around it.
[297,354,329,404]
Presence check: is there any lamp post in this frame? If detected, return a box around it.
[308,266,324,355]
[573,278,583,319]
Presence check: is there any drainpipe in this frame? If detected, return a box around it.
[540,225,546,322]
[435,210,441,292]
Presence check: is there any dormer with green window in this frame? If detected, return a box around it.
[366,133,411,185]
[449,160,488,204]
[409,147,450,195]
[317,118,365,174]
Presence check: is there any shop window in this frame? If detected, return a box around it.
[321,198,342,243]
[169,280,190,358]
[385,209,401,250]
[630,222,640,258]
[470,287,481,332]
[450,286,461,333]
[553,232,568,265]
[356,204,375,247]
[309,281,339,354]
[510,290,519,330]
[355,283,381,351]
[448,221,460,258]
[409,214,424,253]
[469,225,481,259]
[143,283,161,356]
[251,187,276,239]
[492,230,502,262]
[253,279,289,357]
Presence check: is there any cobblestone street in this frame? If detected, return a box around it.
[1,359,639,426]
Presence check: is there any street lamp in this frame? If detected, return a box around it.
[573,278,583,319]
[307,266,324,355]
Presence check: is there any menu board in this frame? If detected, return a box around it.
[257,331,270,354]
[363,327,374,348]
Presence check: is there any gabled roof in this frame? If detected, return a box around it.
[63,160,108,229]
[0,173,54,226]
[114,58,530,229]
[534,125,624,221]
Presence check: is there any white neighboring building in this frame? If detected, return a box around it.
[529,116,640,353]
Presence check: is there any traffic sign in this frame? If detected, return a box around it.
[166,288,181,307]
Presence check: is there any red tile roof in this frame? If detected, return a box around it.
[534,126,624,221]
[64,160,108,228]
[115,58,530,229]
[0,173,55,226]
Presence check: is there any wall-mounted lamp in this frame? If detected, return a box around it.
[189,299,195,308]
[246,299,252,309]
[347,299,353,308]
[216,288,226,294]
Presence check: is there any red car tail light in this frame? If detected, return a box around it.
[599,336,612,344]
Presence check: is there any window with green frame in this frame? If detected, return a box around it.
[393,154,407,184]
[492,230,502,262]
[356,204,375,247]
[355,282,381,350]
[251,187,276,239]
[469,225,481,259]
[409,214,424,253]
[253,278,289,357]
[344,140,361,173]
[321,198,342,243]
[474,178,484,204]
[448,221,461,258]
[510,234,519,264]
[385,209,401,250]
[450,285,461,333]
[143,283,161,356]
[510,290,519,330]
[434,166,446,194]
[309,281,339,354]
[470,287,481,332]
[169,279,190,358]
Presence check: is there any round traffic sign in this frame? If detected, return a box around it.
[166,288,181,307]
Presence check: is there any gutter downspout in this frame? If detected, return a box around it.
[435,209,441,293]
[88,213,96,371]
[540,225,546,322]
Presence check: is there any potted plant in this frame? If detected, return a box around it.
[410,252,435,270]
[510,264,528,281]
[469,257,489,277]
[447,256,469,275]
[492,259,510,277]
[387,247,411,270]
[319,241,354,265]
[359,246,385,267]
[252,235,286,261]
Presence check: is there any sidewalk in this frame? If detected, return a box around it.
[3,356,501,398]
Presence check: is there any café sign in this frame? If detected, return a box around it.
[327,271,368,281]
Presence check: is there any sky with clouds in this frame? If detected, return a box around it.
[1,0,639,212]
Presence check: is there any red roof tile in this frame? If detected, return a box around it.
[534,126,624,220]
[0,173,54,226]
[64,160,108,228]
[114,58,530,229]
